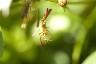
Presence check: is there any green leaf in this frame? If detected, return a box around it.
[0,31,4,57]
[82,51,96,64]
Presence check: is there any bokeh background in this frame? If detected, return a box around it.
[0,0,96,64]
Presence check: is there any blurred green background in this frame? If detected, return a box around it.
[0,0,96,64]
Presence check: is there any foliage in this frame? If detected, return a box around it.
[0,0,96,64]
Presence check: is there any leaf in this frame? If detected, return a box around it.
[82,51,96,64]
[0,31,4,57]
